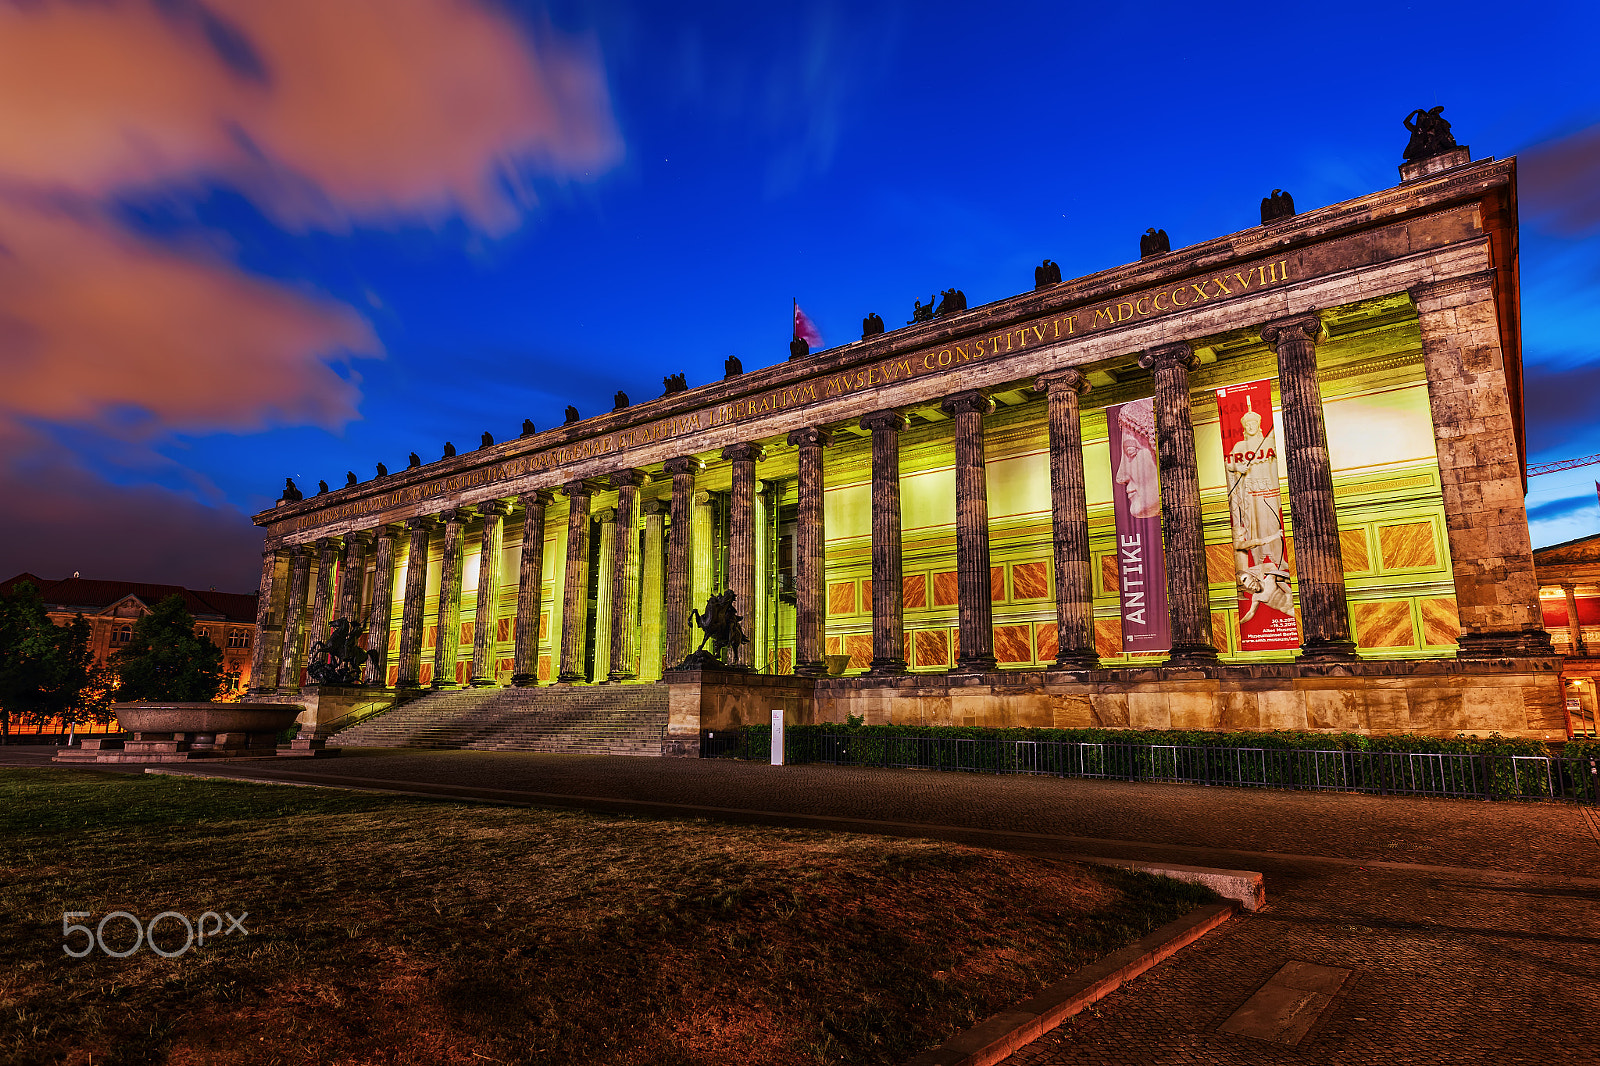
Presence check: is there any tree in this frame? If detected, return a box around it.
[0,582,77,741]
[112,595,229,702]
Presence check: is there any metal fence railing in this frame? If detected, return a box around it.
[701,730,1600,804]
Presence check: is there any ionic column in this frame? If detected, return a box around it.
[366,525,400,686]
[276,545,313,694]
[592,507,617,681]
[512,491,553,686]
[860,410,908,674]
[249,548,286,694]
[1564,584,1586,655]
[1138,343,1218,665]
[639,498,667,680]
[1035,369,1099,668]
[1262,314,1357,661]
[395,516,435,689]
[723,443,761,664]
[691,490,715,617]
[788,427,831,675]
[335,532,372,629]
[662,457,698,667]
[307,536,342,652]
[608,470,648,681]
[558,480,598,682]
[431,508,472,688]
[469,500,508,685]
[942,390,997,672]
[1412,274,1553,656]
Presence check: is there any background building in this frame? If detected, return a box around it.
[1534,534,1600,737]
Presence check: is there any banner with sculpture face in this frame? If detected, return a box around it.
[1106,397,1170,654]
[1215,379,1300,651]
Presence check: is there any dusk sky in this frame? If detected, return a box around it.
[2,0,1598,593]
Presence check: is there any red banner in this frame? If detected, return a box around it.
[1215,380,1298,651]
[1106,397,1170,654]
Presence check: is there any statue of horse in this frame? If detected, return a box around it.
[687,589,749,666]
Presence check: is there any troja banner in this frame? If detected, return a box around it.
[1215,379,1299,650]
[1106,397,1170,654]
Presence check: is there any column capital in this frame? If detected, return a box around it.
[592,507,617,523]
[860,409,908,433]
[474,499,508,518]
[642,496,669,516]
[345,529,375,548]
[662,455,699,476]
[1138,342,1197,373]
[404,514,437,533]
[610,468,650,489]
[940,389,993,417]
[561,478,603,499]
[440,506,474,526]
[288,542,316,559]
[519,489,554,509]
[373,522,407,539]
[693,489,713,506]
[721,442,764,463]
[1034,368,1091,396]
[1259,313,1322,350]
[314,535,342,551]
[787,426,833,449]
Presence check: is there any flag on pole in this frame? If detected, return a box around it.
[793,300,823,348]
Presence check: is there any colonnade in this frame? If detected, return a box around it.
[250,315,1361,695]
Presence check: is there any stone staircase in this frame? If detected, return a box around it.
[330,684,669,756]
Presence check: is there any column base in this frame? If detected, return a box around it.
[1050,650,1101,671]
[868,657,907,676]
[1165,642,1220,668]
[510,673,536,687]
[1456,628,1556,658]
[556,671,588,684]
[795,660,828,678]
[954,656,996,674]
[1297,639,1358,663]
[468,677,496,687]
[606,671,639,683]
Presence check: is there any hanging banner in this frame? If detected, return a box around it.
[1215,379,1299,650]
[1107,397,1170,654]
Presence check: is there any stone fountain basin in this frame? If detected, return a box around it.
[114,702,301,734]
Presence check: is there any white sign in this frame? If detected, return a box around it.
[770,709,785,766]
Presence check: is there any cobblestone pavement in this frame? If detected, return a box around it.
[41,747,1600,1062]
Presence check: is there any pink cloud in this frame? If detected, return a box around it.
[1521,123,1600,237]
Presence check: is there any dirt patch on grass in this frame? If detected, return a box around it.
[0,768,1214,1065]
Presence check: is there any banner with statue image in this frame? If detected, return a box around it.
[1215,379,1300,651]
[1106,397,1170,654]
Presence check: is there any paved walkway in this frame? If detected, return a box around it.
[24,746,1600,1062]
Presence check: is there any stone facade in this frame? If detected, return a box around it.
[251,152,1561,744]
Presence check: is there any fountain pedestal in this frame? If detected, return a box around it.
[52,703,326,764]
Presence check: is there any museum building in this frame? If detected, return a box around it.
[249,134,1569,751]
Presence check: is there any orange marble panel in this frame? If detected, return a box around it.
[1095,617,1122,658]
[1212,610,1232,654]
[861,579,873,611]
[991,566,1006,603]
[994,624,1032,664]
[825,635,841,657]
[828,581,857,616]
[539,611,550,641]
[911,630,943,668]
[774,648,793,675]
[844,633,873,669]
[497,617,512,643]
[1206,543,1236,587]
[904,631,912,665]
[386,665,399,687]
[419,663,433,686]
[1100,555,1119,595]
[1340,528,1371,573]
[460,621,474,647]
[951,626,960,659]
[904,573,927,610]
[1284,535,1294,574]
[1378,522,1437,571]
[1012,561,1049,600]
[389,627,400,649]
[1420,597,1460,646]
[933,571,959,607]
[455,661,466,685]
[425,625,437,649]
[1353,601,1415,648]
[537,655,551,681]
[499,657,514,676]
[1036,622,1059,663]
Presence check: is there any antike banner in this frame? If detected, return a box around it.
[1215,379,1299,651]
[1107,398,1169,654]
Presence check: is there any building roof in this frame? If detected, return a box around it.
[0,573,258,624]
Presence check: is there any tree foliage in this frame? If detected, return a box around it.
[112,594,229,702]
[0,582,103,736]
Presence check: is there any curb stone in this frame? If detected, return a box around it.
[904,901,1240,1066]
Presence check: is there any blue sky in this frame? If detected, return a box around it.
[1,0,1597,591]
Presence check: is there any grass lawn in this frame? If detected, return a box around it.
[0,768,1215,1066]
